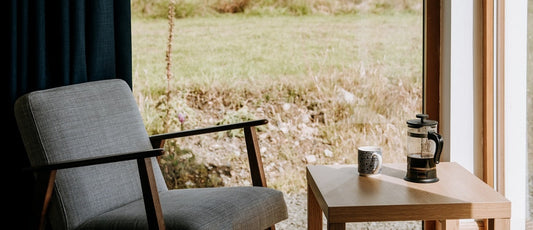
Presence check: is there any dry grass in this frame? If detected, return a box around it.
[131,0,422,18]
[132,13,422,194]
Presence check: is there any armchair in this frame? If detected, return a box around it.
[15,79,288,230]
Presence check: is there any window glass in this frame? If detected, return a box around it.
[131,0,423,228]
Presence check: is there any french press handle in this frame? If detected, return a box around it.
[428,131,444,164]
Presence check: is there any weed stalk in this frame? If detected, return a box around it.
[164,0,176,133]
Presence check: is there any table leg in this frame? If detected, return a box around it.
[475,219,487,229]
[327,223,345,230]
[423,220,459,230]
[308,185,322,230]
[441,220,459,230]
[423,220,437,230]
[488,218,510,230]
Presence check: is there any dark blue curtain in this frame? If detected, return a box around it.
[4,0,132,221]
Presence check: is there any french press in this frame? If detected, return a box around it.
[404,114,444,183]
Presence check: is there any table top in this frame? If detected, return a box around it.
[306,162,511,223]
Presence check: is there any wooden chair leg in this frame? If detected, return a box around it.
[32,170,56,230]
[137,158,166,230]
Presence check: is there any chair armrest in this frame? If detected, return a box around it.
[24,148,164,172]
[27,148,166,229]
[149,119,268,147]
[149,119,270,187]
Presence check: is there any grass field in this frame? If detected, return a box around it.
[132,13,423,194]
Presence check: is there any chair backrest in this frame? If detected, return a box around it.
[15,79,167,230]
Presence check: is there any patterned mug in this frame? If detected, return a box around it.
[357,146,383,176]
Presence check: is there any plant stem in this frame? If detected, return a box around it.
[164,0,176,133]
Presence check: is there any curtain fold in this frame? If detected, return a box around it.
[8,0,132,102]
[4,0,132,222]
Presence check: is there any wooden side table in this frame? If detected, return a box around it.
[307,162,511,230]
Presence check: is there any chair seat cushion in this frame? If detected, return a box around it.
[76,186,288,230]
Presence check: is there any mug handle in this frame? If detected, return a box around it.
[371,152,383,174]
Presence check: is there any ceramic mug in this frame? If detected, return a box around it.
[357,146,383,176]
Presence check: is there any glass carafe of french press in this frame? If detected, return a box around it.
[404,114,444,183]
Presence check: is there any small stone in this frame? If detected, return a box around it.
[305,155,317,163]
[282,103,291,111]
[324,149,333,157]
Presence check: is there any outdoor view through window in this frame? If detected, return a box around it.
[131,0,422,228]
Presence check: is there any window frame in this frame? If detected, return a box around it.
[424,0,499,188]
[425,0,528,228]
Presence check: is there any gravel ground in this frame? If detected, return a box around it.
[275,193,423,230]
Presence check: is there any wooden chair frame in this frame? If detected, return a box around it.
[27,119,271,230]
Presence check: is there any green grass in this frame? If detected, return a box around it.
[133,13,422,91]
[132,13,423,193]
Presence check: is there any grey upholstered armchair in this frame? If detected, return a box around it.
[15,79,288,230]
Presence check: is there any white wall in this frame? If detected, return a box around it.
[503,0,527,228]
